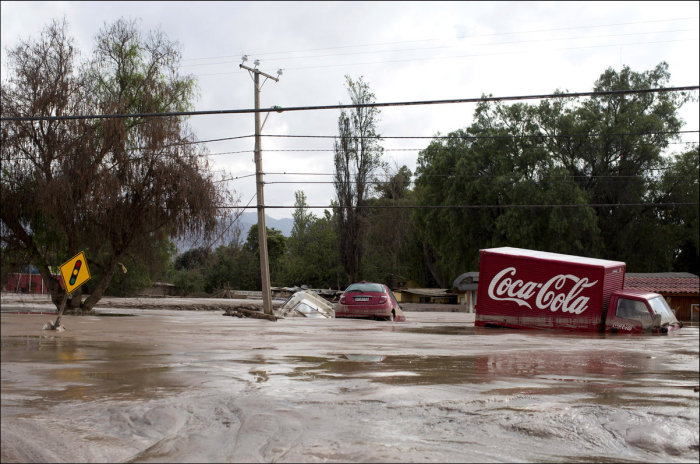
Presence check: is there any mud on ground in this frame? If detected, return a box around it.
[1,295,698,463]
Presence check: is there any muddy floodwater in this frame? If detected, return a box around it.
[1,302,698,463]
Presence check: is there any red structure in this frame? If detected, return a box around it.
[4,272,61,294]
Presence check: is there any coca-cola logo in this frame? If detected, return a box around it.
[487,267,598,314]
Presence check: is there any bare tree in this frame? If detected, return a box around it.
[333,76,383,283]
[1,18,231,315]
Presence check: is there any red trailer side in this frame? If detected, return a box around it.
[475,247,626,332]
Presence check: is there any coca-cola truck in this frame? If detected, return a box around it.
[475,247,681,334]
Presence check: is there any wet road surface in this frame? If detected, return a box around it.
[1,307,698,462]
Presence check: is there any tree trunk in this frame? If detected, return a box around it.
[422,242,444,288]
[80,254,123,313]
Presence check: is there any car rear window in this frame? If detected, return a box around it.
[344,283,384,293]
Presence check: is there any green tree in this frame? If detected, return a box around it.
[536,63,690,269]
[174,246,211,271]
[171,245,211,295]
[244,224,287,286]
[203,243,257,292]
[291,191,314,241]
[172,267,206,295]
[362,165,421,286]
[334,75,384,284]
[412,63,693,281]
[282,190,315,286]
[304,210,347,289]
[657,147,699,273]
[282,198,345,289]
[414,102,599,285]
[374,164,412,200]
[103,233,176,297]
[1,19,226,314]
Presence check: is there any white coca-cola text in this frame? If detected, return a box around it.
[487,267,598,314]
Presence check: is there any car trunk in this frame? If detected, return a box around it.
[345,293,384,305]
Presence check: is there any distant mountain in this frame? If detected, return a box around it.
[238,212,294,238]
[174,213,294,253]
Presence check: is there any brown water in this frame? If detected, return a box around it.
[1,309,698,462]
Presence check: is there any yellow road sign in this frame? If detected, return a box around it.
[59,251,91,294]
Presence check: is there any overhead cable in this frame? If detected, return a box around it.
[2,86,697,122]
[181,16,697,62]
[262,130,699,140]
[263,175,699,185]
[221,202,698,210]
[180,28,694,69]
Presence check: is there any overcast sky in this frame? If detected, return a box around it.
[2,1,698,220]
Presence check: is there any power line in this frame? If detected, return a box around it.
[225,140,698,155]
[261,148,423,153]
[181,28,694,69]
[195,38,698,77]
[2,86,697,122]
[222,202,698,210]
[279,39,700,72]
[8,127,694,161]
[214,173,257,183]
[261,130,699,140]
[222,170,696,183]
[263,175,699,186]
[265,172,332,176]
[207,150,253,156]
[206,192,256,249]
[181,17,697,63]
[5,132,696,162]
[156,134,254,146]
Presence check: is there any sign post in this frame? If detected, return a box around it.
[50,251,91,329]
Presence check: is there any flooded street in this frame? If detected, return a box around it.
[1,305,698,463]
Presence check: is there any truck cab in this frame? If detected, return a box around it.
[605,290,682,334]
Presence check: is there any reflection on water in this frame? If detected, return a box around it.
[1,336,184,404]
[342,354,386,362]
[286,354,481,385]
[94,313,136,317]
[284,349,697,394]
[398,325,477,336]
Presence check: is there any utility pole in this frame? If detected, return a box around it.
[240,57,281,316]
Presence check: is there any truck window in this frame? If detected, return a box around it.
[616,298,652,328]
[647,296,678,326]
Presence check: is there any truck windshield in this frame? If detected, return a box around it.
[647,296,679,325]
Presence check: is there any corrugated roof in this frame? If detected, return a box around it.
[453,272,479,291]
[624,273,699,294]
[399,288,455,297]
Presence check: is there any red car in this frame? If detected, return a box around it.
[335,282,406,322]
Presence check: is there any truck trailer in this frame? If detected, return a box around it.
[475,247,681,334]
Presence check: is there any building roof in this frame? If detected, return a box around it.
[624,273,699,294]
[453,272,479,291]
[398,288,455,297]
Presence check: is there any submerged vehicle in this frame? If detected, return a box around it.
[277,290,335,318]
[475,247,682,334]
[335,281,406,322]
